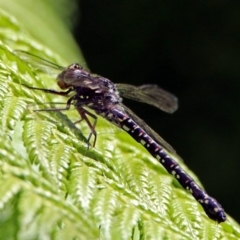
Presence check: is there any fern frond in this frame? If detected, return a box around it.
[0,4,239,240]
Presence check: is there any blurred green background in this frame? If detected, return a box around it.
[74,1,240,222]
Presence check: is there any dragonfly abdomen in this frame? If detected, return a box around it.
[109,108,226,223]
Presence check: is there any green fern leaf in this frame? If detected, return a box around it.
[0,2,239,240]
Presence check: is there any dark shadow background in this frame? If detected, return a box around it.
[73,1,240,223]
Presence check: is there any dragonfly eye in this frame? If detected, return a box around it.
[69,63,81,69]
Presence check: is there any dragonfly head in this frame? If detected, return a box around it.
[57,63,87,89]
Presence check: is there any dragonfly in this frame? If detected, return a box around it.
[15,50,226,223]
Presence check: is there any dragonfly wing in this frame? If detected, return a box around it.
[116,84,178,113]
[14,50,64,74]
[121,104,176,153]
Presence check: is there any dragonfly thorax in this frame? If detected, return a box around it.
[74,84,122,111]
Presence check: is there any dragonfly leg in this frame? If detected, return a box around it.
[76,107,98,148]
[34,95,75,112]
[22,84,73,96]
[73,118,84,125]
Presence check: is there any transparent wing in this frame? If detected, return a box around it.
[121,103,176,153]
[116,84,178,113]
[14,50,65,74]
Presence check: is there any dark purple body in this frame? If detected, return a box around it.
[16,50,226,223]
[67,70,226,223]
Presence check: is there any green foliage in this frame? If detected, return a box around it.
[0,5,239,240]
